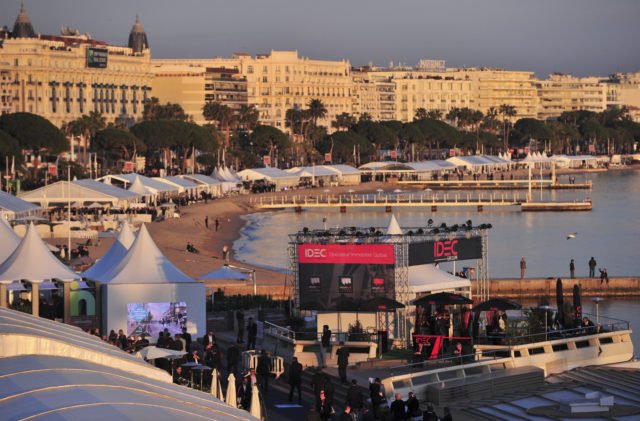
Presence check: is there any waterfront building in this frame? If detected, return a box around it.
[537,73,607,120]
[604,71,640,122]
[152,50,353,131]
[0,5,152,128]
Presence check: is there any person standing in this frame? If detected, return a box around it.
[406,391,420,419]
[237,376,252,411]
[369,378,383,419]
[204,215,209,229]
[570,259,575,279]
[321,325,332,353]
[256,349,272,394]
[236,310,245,343]
[336,342,350,384]
[389,393,406,421]
[227,343,240,377]
[589,257,597,278]
[247,317,257,350]
[346,379,363,412]
[215,218,220,232]
[441,407,453,421]
[288,356,303,404]
[520,257,526,280]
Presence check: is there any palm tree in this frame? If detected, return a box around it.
[66,111,106,171]
[237,104,259,132]
[331,112,356,132]
[499,104,517,151]
[307,99,327,126]
[426,109,443,120]
[414,108,428,121]
[446,108,461,127]
[202,101,234,147]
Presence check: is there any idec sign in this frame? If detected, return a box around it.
[408,236,482,265]
[298,244,395,265]
[434,239,458,258]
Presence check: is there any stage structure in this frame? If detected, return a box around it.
[288,221,491,344]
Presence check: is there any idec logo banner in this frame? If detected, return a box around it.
[408,236,482,265]
[298,244,395,264]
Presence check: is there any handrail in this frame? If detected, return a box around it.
[387,348,510,377]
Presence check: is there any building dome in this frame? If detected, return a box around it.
[128,15,149,54]
[12,2,36,38]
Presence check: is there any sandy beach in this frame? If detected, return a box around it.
[72,166,605,299]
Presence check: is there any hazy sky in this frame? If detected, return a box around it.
[3,0,639,77]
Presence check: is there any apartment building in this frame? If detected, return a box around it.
[537,73,606,120]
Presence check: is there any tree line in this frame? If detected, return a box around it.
[0,98,639,180]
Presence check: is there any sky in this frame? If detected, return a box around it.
[2,0,639,78]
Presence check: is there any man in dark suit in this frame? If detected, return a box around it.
[236,310,245,343]
[247,318,257,350]
[288,356,303,403]
[256,349,272,394]
[237,376,252,411]
[336,342,350,384]
[346,379,363,412]
[181,327,192,352]
[202,330,216,349]
[227,343,240,377]
[370,377,383,419]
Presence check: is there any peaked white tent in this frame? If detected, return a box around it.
[386,214,403,235]
[198,265,250,281]
[128,175,153,197]
[0,218,20,264]
[0,223,81,284]
[0,223,81,317]
[99,224,205,342]
[81,222,136,282]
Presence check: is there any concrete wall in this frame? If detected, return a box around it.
[475,277,640,299]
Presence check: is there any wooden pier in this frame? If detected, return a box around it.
[398,179,592,190]
[250,192,592,212]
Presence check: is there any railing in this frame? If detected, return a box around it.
[263,321,377,343]
[387,348,509,377]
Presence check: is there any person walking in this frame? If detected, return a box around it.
[589,257,597,278]
[570,259,575,279]
[215,218,220,231]
[336,342,350,384]
[288,356,303,404]
[204,216,209,229]
[520,257,526,280]
[346,379,363,413]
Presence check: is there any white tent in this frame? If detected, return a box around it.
[128,174,153,196]
[198,265,250,281]
[99,224,206,342]
[0,223,81,284]
[409,264,471,295]
[386,214,403,236]
[0,190,43,220]
[81,222,136,282]
[0,218,20,263]
[0,308,252,420]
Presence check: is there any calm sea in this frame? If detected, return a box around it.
[234,169,640,352]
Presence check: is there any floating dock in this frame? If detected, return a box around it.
[251,193,593,212]
[398,180,592,190]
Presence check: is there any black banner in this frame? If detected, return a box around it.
[298,263,395,311]
[87,48,108,68]
[409,236,482,265]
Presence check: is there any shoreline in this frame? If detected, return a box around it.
[84,166,634,298]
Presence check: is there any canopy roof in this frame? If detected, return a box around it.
[179,174,224,187]
[447,155,511,167]
[0,223,81,284]
[237,167,300,181]
[386,214,403,235]
[0,217,20,263]
[102,174,177,194]
[0,308,252,420]
[198,264,250,281]
[359,160,458,173]
[19,180,138,206]
[156,176,201,192]
[128,174,153,195]
[98,224,194,284]
[409,264,470,294]
[0,190,42,217]
[286,164,362,178]
[81,222,136,282]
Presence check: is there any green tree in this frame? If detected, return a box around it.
[317,131,373,164]
[331,112,356,132]
[414,108,428,121]
[499,104,517,151]
[250,125,291,166]
[202,101,234,149]
[65,111,106,170]
[0,112,68,155]
[144,97,189,121]
[236,104,259,132]
[307,99,328,126]
[0,129,21,171]
[92,128,146,170]
[426,109,444,120]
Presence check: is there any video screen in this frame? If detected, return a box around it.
[127,302,187,339]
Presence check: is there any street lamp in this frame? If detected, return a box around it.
[592,297,604,332]
[539,305,552,341]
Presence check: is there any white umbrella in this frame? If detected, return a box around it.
[347,189,355,193]
[198,265,250,281]
[87,202,104,209]
[393,188,403,193]
[135,346,186,360]
[210,368,224,400]
[250,383,262,419]
[225,373,237,408]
